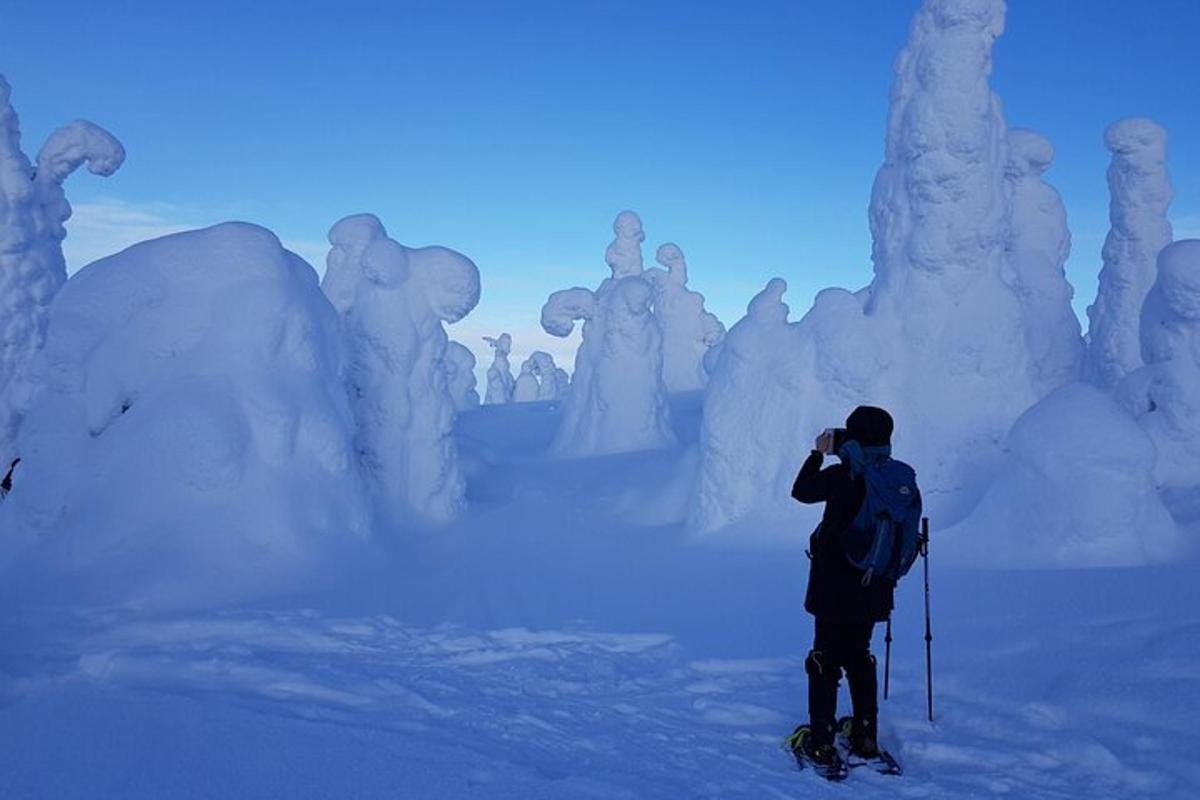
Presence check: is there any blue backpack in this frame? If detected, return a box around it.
[839,444,922,585]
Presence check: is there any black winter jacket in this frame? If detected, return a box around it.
[791,450,895,623]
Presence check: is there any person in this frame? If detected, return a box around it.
[789,405,911,767]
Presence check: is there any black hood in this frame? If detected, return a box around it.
[845,405,893,448]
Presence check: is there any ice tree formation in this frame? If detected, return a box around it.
[0,224,370,605]
[1117,240,1200,488]
[644,243,726,392]
[1086,118,1174,389]
[942,383,1184,567]
[445,340,480,412]
[483,333,515,404]
[693,0,1088,532]
[322,214,481,525]
[541,210,674,456]
[528,351,568,401]
[1005,128,1084,395]
[513,359,540,402]
[0,75,125,466]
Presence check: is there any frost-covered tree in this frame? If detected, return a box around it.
[1086,118,1174,389]
[445,340,480,412]
[0,224,371,604]
[0,75,125,465]
[643,243,725,392]
[1117,239,1200,488]
[692,0,1077,533]
[322,214,480,525]
[513,359,540,402]
[483,333,514,404]
[528,351,567,401]
[1005,128,1084,394]
[541,211,674,456]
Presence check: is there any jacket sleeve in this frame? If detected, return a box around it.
[791,450,833,504]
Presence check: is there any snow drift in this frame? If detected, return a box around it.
[0,223,370,606]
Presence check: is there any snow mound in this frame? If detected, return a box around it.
[0,223,370,607]
[323,213,481,526]
[1086,117,1174,389]
[941,382,1185,568]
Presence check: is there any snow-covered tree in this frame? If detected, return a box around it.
[1086,118,1174,389]
[541,211,673,456]
[0,75,125,465]
[1117,239,1200,488]
[1005,128,1084,394]
[445,340,480,412]
[322,214,480,525]
[528,351,567,401]
[483,333,514,404]
[643,243,725,392]
[513,359,540,402]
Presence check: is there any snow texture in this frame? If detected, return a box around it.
[541,211,674,456]
[644,243,725,393]
[322,213,481,526]
[1006,128,1085,395]
[0,223,370,607]
[0,75,125,466]
[1118,239,1200,489]
[483,333,515,405]
[942,382,1186,567]
[445,340,481,412]
[1086,118,1174,389]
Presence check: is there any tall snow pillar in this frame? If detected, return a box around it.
[1086,117,1174,389]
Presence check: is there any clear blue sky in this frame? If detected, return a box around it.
[3,0,1198,370]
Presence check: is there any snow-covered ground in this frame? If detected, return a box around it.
[1,395,1196,799]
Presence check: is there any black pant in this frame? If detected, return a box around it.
[805,617,878,743]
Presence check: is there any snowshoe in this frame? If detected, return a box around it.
[783,725,848,782]
[837,716,902,776]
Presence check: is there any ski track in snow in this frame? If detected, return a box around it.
[1,604,1197,799]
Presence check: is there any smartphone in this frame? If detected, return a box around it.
[822,428,848,455]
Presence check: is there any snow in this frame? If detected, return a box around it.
[322,213,481,526]
[645,243,726,393]
[1118,239,1200,489]
[1086,117,1175,389]
[0,223,369,608]
[0,74,124,468]
[541,211,675,457]
[1,392,1198,798]
[483,333,515,405]
[446,340,481,412]
[941,381,1186,567]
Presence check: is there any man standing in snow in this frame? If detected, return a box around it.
[788,406,906,770]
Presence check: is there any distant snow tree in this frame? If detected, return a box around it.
[1086,118,1174,389]
[643,243,725,392]
[541,211,674,456]
[483,333,514,404]
[0,75,125,466]
[513,359,540,402]
[322,214,481,525]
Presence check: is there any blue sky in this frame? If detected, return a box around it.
[3,0,1198,370]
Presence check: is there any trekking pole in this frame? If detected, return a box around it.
[921,516,934,723]
[883,616,892,700]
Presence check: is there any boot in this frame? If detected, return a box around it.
[848,715,880,758]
